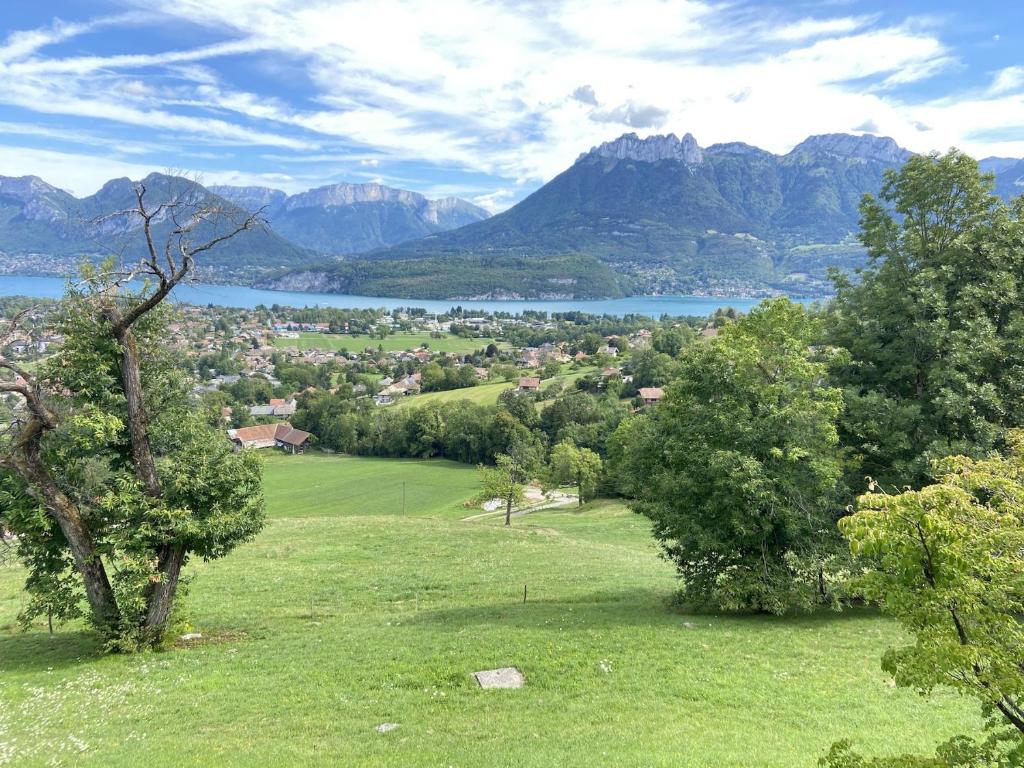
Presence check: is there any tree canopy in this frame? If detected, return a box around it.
[621,298,847,613]
[827,150,1024,490]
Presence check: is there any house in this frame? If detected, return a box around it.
[638,387,664,405]
[275,425,312,454]
[701,325,720,339]
[248,398,297,418]
[227,422,311,453]
[601,367,621,378]
[597,345,618,357]
[374,394,395,407]
[518,377,541,392]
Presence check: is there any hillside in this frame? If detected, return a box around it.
[0,172,315,282]
[210,182,490,255]
[261,132,1018,300]
[0,453,974,766]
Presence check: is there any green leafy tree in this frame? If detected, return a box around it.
[625,299,847,613]
[476,441,541,526]
[547,439,602,506]
[578,332,602,355]
[629,347,673,388]
[0,185,264,649]
[542,358,562,380]
[828,434,1024,766]
[827,150,1024,490]
[652,325,691,357]
[491,363,519,382]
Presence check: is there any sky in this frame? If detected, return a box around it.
[0,0,1022,211]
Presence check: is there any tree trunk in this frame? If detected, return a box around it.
[577,470,584,507]
[13,451,119,628]
[114,326,162,497]
[114,322,185,642]
[505,493,513,526]
[143,544,185,640]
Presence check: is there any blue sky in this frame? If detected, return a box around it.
[0,0,1021,210]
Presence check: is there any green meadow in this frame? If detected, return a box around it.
[397,367,599,408]
[0,453,975,767]
[272,331,501,355]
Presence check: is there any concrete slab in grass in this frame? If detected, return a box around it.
[474,667,525,689]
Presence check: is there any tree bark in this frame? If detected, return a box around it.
[505,493,513,526]
[12,435,119,628]
[111,323,162,497]
[143,544,185,640]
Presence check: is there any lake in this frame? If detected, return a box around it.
[0,274,823,318]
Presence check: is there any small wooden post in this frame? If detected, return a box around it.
[523,584,527,604]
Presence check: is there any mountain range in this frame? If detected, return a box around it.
[262,132,1022,299]
[1,133,1021,298]
[209,182,490,255]
[0,175,488,281]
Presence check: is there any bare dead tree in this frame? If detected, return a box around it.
[0,183,262,638]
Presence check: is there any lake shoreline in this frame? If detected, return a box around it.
[0,273,827,318]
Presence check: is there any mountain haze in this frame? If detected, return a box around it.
[210,182,490,255]
[0,172,312,280]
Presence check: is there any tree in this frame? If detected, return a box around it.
[542,358,562,380]
[624,299,847,613]
[547,440,602,506]
[652,325,691,357]
[578,332,602,355]
[477,441,541,526]
[827,150,1024,490]
[0,183,265,649]
[828,434,1024,766]
[629,347,672,388]
[488,364,514,382]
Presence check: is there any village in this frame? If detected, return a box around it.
[0,297,724,460]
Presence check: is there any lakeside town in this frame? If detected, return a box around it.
[0,296,724,461]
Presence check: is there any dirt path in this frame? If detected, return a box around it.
[461,492,578,522]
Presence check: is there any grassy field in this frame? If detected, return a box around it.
[0,453,975,767]
[397,367,598,409]
[272,331,501,355]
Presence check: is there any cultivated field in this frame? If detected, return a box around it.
[0,454,975,767]
[272,331,501,355]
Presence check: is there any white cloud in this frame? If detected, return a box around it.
[767,16,873,42]
[988,66,1024,96]
[0,1,1021,201]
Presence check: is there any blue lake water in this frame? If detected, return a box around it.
[0,274,823,318]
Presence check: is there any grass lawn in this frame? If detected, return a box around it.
[398,366,599,409]
[0,454,976,767]
[272,331,501,356]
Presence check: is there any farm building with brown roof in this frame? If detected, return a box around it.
[227,423,312,454]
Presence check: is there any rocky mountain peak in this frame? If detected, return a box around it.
[0,175,65,201]
[789,133,912,164]
[705,142,771,158]
[283,182,427,212]
[580,132,704,165]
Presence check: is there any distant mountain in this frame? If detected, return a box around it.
[209,182,490,255]
[0,172,313,281]
[980,157,1024,200]
[261,132,942,299]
